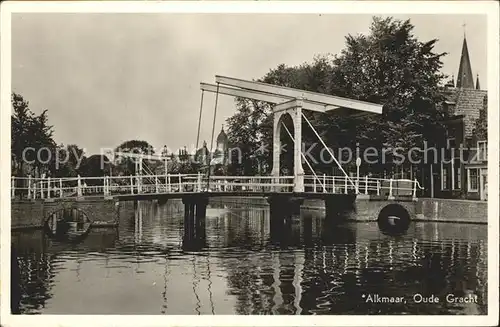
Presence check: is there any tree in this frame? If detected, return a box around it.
[226,98,270,175]
[114,140,155,175]
[225,16,450,177]
[329,17,448,156]
[11,93,56,177]
[50,144,86,178]
[80,154,112,184]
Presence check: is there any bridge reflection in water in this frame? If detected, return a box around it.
[11,200,487,315]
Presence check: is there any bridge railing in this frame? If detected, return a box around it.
[10,175,111,200]
[11,173,422,200]
[304,175,423,198]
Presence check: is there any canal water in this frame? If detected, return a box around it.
[11,200,487,315]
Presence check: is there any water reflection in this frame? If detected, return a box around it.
[11,200,487,315]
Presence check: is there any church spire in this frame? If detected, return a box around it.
[476,74,481,90]
[456,34,474,89]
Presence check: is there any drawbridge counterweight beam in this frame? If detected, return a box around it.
[200,83,336,112]
[215,75,383,114]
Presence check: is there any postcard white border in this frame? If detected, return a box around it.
[1,1,499,326]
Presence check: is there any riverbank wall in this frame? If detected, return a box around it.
[10,195,487,230]
[209,196,488,224]
[11,198,119,230]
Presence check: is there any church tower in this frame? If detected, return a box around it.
[456,35,475,89]
[216,125,228,154]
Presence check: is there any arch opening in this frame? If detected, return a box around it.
[377,203,411,236]
[44,208,92,242]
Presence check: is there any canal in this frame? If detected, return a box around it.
[11,200,487,315]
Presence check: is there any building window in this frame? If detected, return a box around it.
[441,163,448,190]
[477,141,487,161]
[468,168,479,192]
[455,160,461,190]
[447,138,456,149]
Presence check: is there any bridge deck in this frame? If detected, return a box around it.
[116,191,357,201]
[11,174,422,201]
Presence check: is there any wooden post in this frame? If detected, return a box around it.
[377,181,380,196]
[344,175,348,194]
[178,173,181,192]
[59,178,63,198]
[365,175,368,195]
[332,176,336,193]
[28,175,32,199]
[11,176,15,199]
[77,175,82,197]
[388,178,394,200]
[138,157,143,194]
[130,175,134,194]
[412,178,418,201]
[430,164,434,198]
[33,180,37,200]
[313,176,316,193]
[155,176,159,193]
[40,175,45,199]
[47,177,51,199]
[197,172,202,192]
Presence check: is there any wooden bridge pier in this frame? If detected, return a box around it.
[301,212,314,246]
[324,194,357,224]
[182,195,208,250]
[267,194,304,242]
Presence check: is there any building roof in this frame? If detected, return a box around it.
[456,36,475,89]
[442,87,487,137]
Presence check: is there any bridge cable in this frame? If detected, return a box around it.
[195,90,205,151]
[137,161,155,183]
[206,83,220,191]
[281,122,326,192]
[141,163,159,185]
[301,112,359,194]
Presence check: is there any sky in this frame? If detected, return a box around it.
[12,13,487,156]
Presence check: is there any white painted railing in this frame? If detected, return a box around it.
[11,173,422,200]
[304,175,423,198]
[10,174,295,199]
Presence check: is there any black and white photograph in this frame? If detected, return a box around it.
[1,1,498,326]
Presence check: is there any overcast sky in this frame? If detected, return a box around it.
[12,13,487,155]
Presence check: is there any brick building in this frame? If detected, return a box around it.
[425,35,488,200]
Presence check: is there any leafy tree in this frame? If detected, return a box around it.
[226,98,271,175]
[177,147,198,174]
[11,93,55,177]
[225,16,450,177]
[329,17,448,162]
[114,140,155,175]
[80,154,112,184]
[47,143,86,178]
